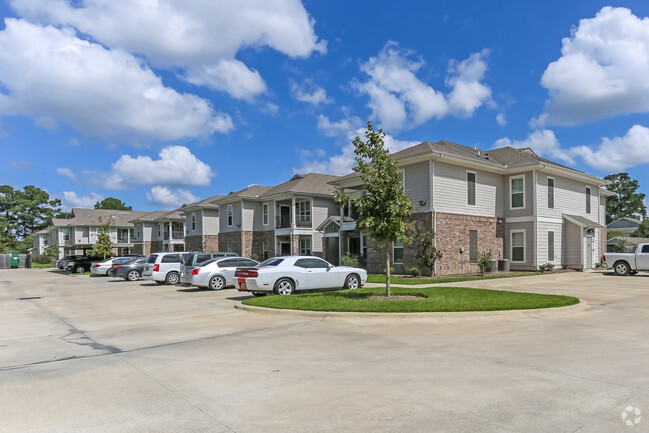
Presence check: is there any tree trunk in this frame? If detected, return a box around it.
[385,243,391,297]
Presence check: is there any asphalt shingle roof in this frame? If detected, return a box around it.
[260,173,339,197]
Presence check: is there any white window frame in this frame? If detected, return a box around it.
[191,212,196,231]
[299,237,312,255]
[62,227,70,241]
[158,223,162,238]
[227,204,233,227]
[510,175,526,210]
[585,186,591,214]
[547,177,555,209]
[262,203,269,226]
[392,240,404,264]
[510,229,526,263]
[466,170,477,207]
[547,230,555,262]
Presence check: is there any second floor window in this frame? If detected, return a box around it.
[262,203,269,225]
[296,201,311,227]
[510,176,525,209]
[227,204,233,227]
[62,227,70,241]
[467,171,476,206]
[547,177,555,209]
[586,187,591,214]
[191,213,196,231]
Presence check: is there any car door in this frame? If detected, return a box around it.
[637,244,649,270]
[296,258,339,290]
[216,258,244,285]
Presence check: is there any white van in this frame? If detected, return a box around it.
[142,252,187,284]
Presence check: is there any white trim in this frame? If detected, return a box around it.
[466,170,477,207]
[547,230,555,263]
[505,216,534,223]
[510,175,526,210]
[262,202,269,226]
[510,229,526,263]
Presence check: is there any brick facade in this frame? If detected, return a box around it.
[251,230,274,261]
[363,211,505,275]
[184,235,219,252]
[150,241,163,254]
[132,241,152,256]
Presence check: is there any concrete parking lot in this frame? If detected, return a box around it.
[1,269,648,432]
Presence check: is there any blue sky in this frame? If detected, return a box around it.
[1,0,649,212]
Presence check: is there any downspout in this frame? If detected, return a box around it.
[429,154,442,275]
[240,200,245,257]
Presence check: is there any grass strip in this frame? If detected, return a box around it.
[366,272,542,285]
[242,286,578,313]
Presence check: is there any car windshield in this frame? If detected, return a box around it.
[146,255,158,263]
[258,258,283,267]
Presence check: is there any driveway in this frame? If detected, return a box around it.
[1,269,648,432]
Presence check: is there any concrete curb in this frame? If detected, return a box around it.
[234,299,588,321]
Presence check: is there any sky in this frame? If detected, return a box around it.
[1,0,649,212]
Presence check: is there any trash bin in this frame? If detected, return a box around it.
[10,251,20,268]
[490,259,498,273]
[498,259,510,272]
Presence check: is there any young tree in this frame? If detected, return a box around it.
[335,122,415,296]
[632,219,649,238]
[90,218,113,259]
[413,224,443,277]
[95,197,132,211]
[604,173,647,224]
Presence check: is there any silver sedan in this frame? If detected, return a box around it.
[180,257,259,290]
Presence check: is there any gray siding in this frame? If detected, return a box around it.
[313,197,335,228]
[403,161,430,210]
[433,161,503,217]
[537,220,562,266]
[504,171,533,219]
[243,201,257,231]
[220,202,241,233]
[203,209,219,234]
[563,222,582,268]
[537,172,601,221]
[505,221,534,269]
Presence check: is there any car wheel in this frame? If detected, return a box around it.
[74,265,85,274]
[274,278,295,295]
[344,273,360,290]
[127,270,141,281]
[166,271,180,285]
[614,261,630,276]
[209,275,226,290]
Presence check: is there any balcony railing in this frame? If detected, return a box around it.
[275,215,312,229]
[164,230,185,240]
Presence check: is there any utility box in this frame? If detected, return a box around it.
[498,259,510,272]
[10,251,20,268]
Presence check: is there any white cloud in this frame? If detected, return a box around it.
[56,167,76,180]
[536,7,649,126]
[146,186,198,209]
[570,124,649,171]
[6,160,32,170]
[11,0,326,100]
[496,113,507,126]
[354,42,492,130]
[0,19,233,141]
[494,129,575,164]
[316,114,363,137]
[61,191,103,209]
[89,145,214,189]
[295,127,419,175]
[290,79,333,106]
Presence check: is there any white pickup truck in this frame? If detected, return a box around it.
[604,243,649,275]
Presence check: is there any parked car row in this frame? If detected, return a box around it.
[53,251,367,295]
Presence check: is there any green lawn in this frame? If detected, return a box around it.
[366,272,542,285]
[241,286,578,313]
[31,263,54,269]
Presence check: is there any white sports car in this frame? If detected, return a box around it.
[235,256,367,296]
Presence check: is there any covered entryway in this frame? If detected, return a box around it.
[562,214,603,271]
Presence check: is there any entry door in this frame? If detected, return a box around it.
[585,236,593,269]
[280,242,291,256]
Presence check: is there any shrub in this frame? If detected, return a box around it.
[476,251,492,275]
[32,254,52,264]
[539,263,555,272]
[561,263,568,270]
[341,253,359,267]
[409,267,421,277]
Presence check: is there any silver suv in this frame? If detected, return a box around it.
[142,252,187,284]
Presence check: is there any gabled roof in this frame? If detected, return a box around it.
[179,194,223,213]
[260,173,339,198]
[130,209,184,223]
[53,208,150,227]
[214,184,272,204]
[607,217,643,229]
[563,214,604,229]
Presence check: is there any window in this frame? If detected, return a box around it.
[469,230,478,263]
[295,258,328,268]
[262,240,269,260]
[586,187,591,214]
[393,240,404,264]
[642,245,649,254]
[548,231,555,262]
[547,177,555,209]
[296,201,311,227]
[191,212,196,231]
[262,203,269,226]
[158,223,162,238]
[135,225,140,239]
[227,204,233,227]
[42,235,49,246]
[161,254,181,263]
[129,228,134,241]
[467,171,476,206]
[511,230,525,262]
[300,237,311,255]
[510,176,525,209]
[62,228,70,241]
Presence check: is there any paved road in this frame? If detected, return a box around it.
[1,269,648,432]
